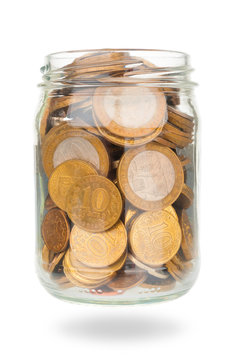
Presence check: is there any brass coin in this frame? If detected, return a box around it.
[41,208,70,253]
[129,210,182,267]
[179,210,195,260]
[164,123,192,139]
[68,249,116,280]
[48,159,97,211]
[42,124,109,177]
[44,194,57,211]
[153,136,177,149]
[70,221,127,268]
[108,269,147,291]
[93,86,167,138]
[165,205,178,220]
[49,251,66,273]
[128,253,169,279]
[168,106,194,132]
[166,253,193,281]
[174,184,194,209]
[117,143,184,211]
[93,111,163,148]
[160,130,193,148]
[42,245,54,272]
[66,175,122,232]
[39,97,52,143]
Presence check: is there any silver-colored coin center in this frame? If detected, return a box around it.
[104,87,157,128]
[53,137,100,170]
[128,150,175,201]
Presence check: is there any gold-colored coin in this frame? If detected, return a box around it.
[124,207,139,229]
[117,143,184,211]
[93,111,163,148]
[70,221,127,268]
[128,253,169,279]
[42,123,109,177]
[42,245,54,272]
[48,251,66,273]
[165,253,193,281]
[179,210,195,260]
[165,205,178,220]
[108,269,147,291]
[48,159,97,211]
[129,210,182,267]
[153,136,177,149]
[66,175,122,232]
[167,106,194,132]
[41,208,70,253]
[174,184,194,209]
[63,250,114,288]
[93,86,166,138]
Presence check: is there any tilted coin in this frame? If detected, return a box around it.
[179,210,195,260]
[160,129,193,148]
[48,251,66,273]
[140,274,176,291]
[164,123,192,139]
[174,184,194,209]
[66,175,122,232]
[42,124,109,177]
[48,159,97,211]
[39,97,52,142]
[124,207,139,229]
[93,86,167,138]
[93,111,163,147]
[117,143,184,211]
[63,250,115,288]
[70,221,127,268]
[108,269,147,291]
[167,106,194,132]
[129,210,182,267]
[42,245,54,272]
[165,253,193,281]
[41,208,70,253]
[44,194,57,211]
[128,253,169,279]
[153,136,177,149]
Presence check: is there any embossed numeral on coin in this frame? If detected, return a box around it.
[82,186,110,212]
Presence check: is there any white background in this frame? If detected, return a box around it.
[1,1,239,359]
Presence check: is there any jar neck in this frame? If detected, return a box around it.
[39,49,196,92]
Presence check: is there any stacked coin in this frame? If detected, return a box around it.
[39,50,196,295]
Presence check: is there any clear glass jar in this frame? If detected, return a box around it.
[35,49,199,305]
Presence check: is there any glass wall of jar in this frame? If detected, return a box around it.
[35,49,199,305]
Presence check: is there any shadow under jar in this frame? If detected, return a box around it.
[35,49,200,305]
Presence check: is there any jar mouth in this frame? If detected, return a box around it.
[40,49,196,90]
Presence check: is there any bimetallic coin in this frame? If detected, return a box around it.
[174,184,194,209]
[41,209,70,253]
[93,111,163,148]
[42,124,109,177]
[117,143,184,211]
[70,221,127,268]
[48,159,97,211]
[179,210,195,260]
[66,175,122,232]
[93,86,167,138]
[129,210,182,267]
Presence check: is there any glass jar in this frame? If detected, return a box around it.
[35,49,199,305]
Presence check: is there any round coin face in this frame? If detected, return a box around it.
[66,175,122,232]
[42,124,109,177]
[70,221,127,268]
[93,86,167,138]
[41,209,70,253]
[117,143,184,211]
[48,159,97,211]
[129,210,182,267]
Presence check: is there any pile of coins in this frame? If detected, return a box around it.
[39,50,196,295]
